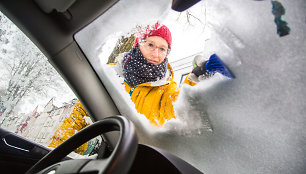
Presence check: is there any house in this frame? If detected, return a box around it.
[21,98,77,147]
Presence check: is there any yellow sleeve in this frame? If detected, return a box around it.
[160,81,180,122]
[183,73,197,86]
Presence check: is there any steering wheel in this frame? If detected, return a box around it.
[26,116,138,174]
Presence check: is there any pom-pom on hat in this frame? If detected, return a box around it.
[133,22,172,50]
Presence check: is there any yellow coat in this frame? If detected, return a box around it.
[123,64,182,127]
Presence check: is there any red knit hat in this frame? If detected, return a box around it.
[133,22,172,50]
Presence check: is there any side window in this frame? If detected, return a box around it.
[0,12,96,155]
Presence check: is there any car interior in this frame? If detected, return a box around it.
[1,0,305,174]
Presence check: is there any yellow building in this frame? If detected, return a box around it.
[48,100,91,154]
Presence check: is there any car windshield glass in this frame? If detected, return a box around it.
[74,0,306,173]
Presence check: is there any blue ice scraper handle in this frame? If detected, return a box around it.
[205,54,235,79]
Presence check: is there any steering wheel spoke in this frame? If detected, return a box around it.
[79,159,110,174]
[37,159,91,174]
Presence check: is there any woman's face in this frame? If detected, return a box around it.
[138,36,169,65]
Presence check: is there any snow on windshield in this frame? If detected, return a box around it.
[75,0,306,173]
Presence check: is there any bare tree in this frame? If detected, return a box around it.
[177,7,206,30]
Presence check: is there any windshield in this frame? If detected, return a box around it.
[75,0,306,173]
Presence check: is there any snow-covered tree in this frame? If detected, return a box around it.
[107,34,135,64]
[0,12,71,122]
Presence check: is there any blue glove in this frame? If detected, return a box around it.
[205,54,235,79]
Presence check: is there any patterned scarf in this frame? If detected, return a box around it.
[122,47,168,87]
